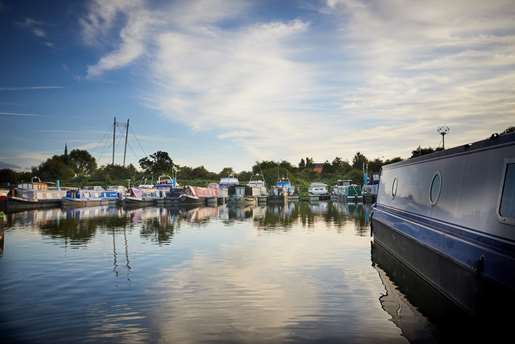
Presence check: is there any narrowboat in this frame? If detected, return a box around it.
[191,185,219,205]
[123,187,159,207]
[165,186,204,206]
[6,177,66,210]
[371,131,515,315]
[62,186,120,208]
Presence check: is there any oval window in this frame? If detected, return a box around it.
[430,171,442,206]
[391,177,398,199]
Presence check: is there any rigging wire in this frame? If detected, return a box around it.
[129,126,148,158]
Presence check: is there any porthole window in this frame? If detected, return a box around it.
[498,161,515,224]
[391,177,398,199]
[429,171,442,206]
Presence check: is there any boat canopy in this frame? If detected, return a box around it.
[219,177,239,186]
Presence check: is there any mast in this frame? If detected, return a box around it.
[112,116,116,165]
[123,118,129,167]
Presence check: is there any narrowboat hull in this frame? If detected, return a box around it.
[165,195,203,206]
[61,199,105,208]
[6,197,62,211]
[123,197,156,207]
[371,208,515,315]
[155,198,167,206]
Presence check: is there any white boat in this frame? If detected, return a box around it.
[7,177,66,210]
[308,182,329,200]
[218,175,239,198]
[247,174,268,202]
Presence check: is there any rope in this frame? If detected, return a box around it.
[130,126,147,158]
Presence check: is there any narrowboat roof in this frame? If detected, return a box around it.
[383,130,515,170]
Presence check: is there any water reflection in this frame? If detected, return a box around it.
[1,202,489,343]
[1,202,372,243]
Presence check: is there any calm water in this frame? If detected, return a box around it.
[0,203,463,343]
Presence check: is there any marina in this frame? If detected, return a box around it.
[1,1,514,342]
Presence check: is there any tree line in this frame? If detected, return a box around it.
[0,145,445,187]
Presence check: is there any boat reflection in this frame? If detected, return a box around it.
[0,203,372,248]
[371,240,514,342]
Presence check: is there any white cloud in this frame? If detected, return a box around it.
[82,0,515,166]
[17,17,54,46]
[82,0,155,78]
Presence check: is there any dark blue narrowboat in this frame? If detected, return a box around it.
[372,130,515,314]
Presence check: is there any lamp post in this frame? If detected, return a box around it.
[437,126,450,149]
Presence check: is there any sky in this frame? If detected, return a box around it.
[0,0,514,172]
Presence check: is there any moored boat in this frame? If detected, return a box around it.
[154,175,178,206]
[165,186,204,206]
[371,130,515,315]
[62,186,121,208]
[123,187,159,207]
[308,182,329,201]
[228,184,254,206]
[6,177,66,211]
[270,177,298,203]
[247,174,268,203]
[331,180,362,202]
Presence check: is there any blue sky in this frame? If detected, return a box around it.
[1,0,514,172]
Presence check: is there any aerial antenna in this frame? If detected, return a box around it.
[437,126,450,149]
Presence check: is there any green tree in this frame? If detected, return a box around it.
[238,170,253,181]
[410,146,442,158]
[68,149,97,176]
[384,157,403,165]
[298,158,306,169]
[139,151,174,176]
[219,167,234,177]
[322,160,334,174]
[368,158,384,174]
[33,155,74,181]
[343,168,363,185]
[352,152,368,169]
[0,169,18,185]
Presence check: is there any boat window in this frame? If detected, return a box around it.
[391,178,398,199]
[499,162,515,223]
[429,171,442,206]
